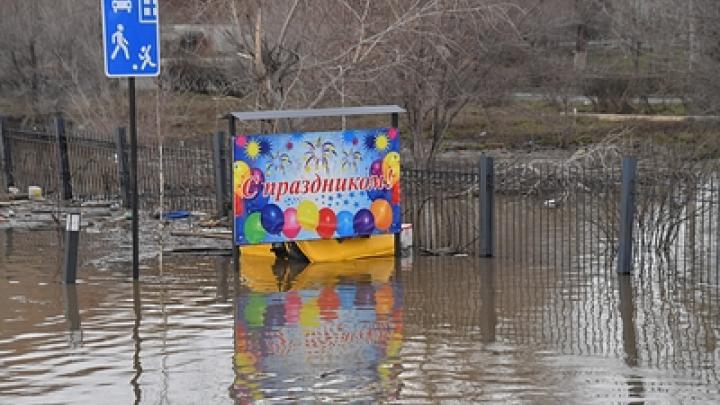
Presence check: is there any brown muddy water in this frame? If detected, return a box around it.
[1,230,719,404]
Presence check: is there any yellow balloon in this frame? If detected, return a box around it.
[297,200,319,231]
[382,152,401,187]
[299,297,320,329]
[233,161,251,193]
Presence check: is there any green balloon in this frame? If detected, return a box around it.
[244,212,266,244]
[244,293,266,327]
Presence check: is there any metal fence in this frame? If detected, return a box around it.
[3,117,720,282]
[0,117,217,213]
[402,162,481,255]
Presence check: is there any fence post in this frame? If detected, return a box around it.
[391,112,401,259]
[227,116,239,274]
[617,156,637,274]
[226,132,234,217]
[115,127,131,208]
[0,116,14,189]
[213,131,227,218]
[55,115,73,201]
[62,209,81,284]
[479,155,495,257]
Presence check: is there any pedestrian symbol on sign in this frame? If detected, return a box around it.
[111,24,130,60]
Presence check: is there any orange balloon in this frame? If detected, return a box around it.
[370,199,392,231]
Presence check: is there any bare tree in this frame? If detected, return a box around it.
[0,0,126,132]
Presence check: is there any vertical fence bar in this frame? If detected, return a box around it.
[213,131,227,219]
[617,156,637,274]
[0,116,14,189]
[115,127,131,208]
[479,155,495,257]
[55,116,73,201]
[226,132,233,218]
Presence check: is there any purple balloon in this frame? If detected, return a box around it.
[353,209,375,235]
[251,168,265,184]
[369,160,383,176]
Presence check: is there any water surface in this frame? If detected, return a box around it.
[1,230,718,403]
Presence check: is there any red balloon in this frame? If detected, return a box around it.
[392,183,400,204]
[316,207,337,238]
[234,192,244,217]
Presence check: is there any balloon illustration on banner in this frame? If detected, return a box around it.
[317,207,337,238]
[246,168,265,198]
[244,212,266,243]
[233,128,401,245]
[234,193,245,217]
[282,208,301,238]
[383,152,400,187]
[391,183,400,205]
[261,204,284,235]
[367,158,390,201]
[392,204,401,228]
[370,160,382,176]
[336,211,354,237]
[245,191,269,214]
[353,209,375,235]
[234,161,250,188]
[297,200,319,231]
[370,199,392,231]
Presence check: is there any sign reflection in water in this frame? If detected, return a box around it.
[234,257,403,401]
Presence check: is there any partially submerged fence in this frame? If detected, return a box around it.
[2,116,720,279]
[404,148,720,281]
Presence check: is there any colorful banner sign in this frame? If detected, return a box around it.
[233,128,401,245]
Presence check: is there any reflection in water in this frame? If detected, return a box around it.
[234,256,403,402]
[400,256,720,401]
[619,275,638,367]
[619,275,644,403]
[61,284,83,348]
[215,259,229,303]
[132,281,142,405]
[0,230,719,403]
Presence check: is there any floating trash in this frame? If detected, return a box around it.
[164,210,191,220]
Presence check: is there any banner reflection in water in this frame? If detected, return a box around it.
[233,257,403,402]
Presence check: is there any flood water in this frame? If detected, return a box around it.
[1,230,719,403]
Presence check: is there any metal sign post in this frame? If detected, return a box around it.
[102,0,161,279]
[129,78,139,279]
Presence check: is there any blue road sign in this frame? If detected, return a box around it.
[101,0,160,77]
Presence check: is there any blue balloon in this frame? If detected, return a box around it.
[261,204,284,234]
[366,188,391,201]
[234,216,245,244]
[392,204,402,232]
[245,189,269,213]
[336,210,355,237]
[337,284,356,310]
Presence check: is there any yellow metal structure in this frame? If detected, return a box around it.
[239,254,395,293]
[239,234,395,263]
